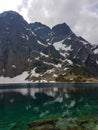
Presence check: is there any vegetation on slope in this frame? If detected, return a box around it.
[55,65,97,82]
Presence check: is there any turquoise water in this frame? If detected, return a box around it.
[0,84,98,130]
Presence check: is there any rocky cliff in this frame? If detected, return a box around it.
[0,11,98,82]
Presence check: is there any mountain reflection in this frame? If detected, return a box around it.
[0,84,98,130]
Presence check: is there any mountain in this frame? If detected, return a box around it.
[0,10,98,83]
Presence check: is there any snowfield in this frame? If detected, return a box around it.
[0,71,30,84]
[0,70,55,84]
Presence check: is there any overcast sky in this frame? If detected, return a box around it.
[0,0,98,44]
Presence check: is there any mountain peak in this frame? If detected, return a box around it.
[52,22,72,34]
[50,23,72,42]
[0,10,28,31]
[30,22,51,30]
[54,22,69,27]
[0,10,27,24]
[0,10,21,17]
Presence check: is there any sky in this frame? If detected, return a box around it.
[0,0,98,44]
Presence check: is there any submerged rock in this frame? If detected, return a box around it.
[28,115,98,130]
[28,119,60,130]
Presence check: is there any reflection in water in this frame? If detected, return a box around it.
[0,85,98,130]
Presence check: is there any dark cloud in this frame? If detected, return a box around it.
[18,0,98,44]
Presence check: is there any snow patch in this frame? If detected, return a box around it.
[64,67,68,71]
[53,74,57,77]
[27,58,30,62]
[40,52,49,57]
[94,48,98,54]
[46,69,54,74]
[55,63,62,68]
[44,62,61,68]
[12,65,16,68]
[38,40,47,47]
[35,57,39,60]
[30,31,36,36]
[66,59,73,65]
[73,48,82,59]
[46,39,49,42]
[25,35,29,40]
[24,27,36,36]
[49,81,55,83]
[31,68,40,77]
[20,34,29,40]
[47,42,52,45]
[34,80,48,83]
[53,40,65,51]
[40,80,48,83]
[3,69,5,72]
[0,71,29,84]
[53,41,72,57]
[80,40,88,45]
[96,60,98,64]
[68,37,71,40]
[27,58,32,63]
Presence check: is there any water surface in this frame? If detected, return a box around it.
[0,83,98,130]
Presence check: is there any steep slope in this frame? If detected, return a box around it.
[0,11,40,77]
[0,11,64,82]
[30,21,98,80]
[0,11,62,78]
[30,22,52,42]
[0,11,98,82]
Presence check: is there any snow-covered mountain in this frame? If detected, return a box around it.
[0,10,98,83]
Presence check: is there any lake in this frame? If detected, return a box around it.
[0,83,98,130]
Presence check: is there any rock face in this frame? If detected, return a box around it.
[0,10,98,81]
[0,11,38,77]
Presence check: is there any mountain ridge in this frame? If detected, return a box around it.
[0,10,98,83]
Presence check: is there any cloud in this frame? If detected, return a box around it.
[18,0,98,44]
[0,0,22,13]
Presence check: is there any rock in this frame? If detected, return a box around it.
[0,10,98,81]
